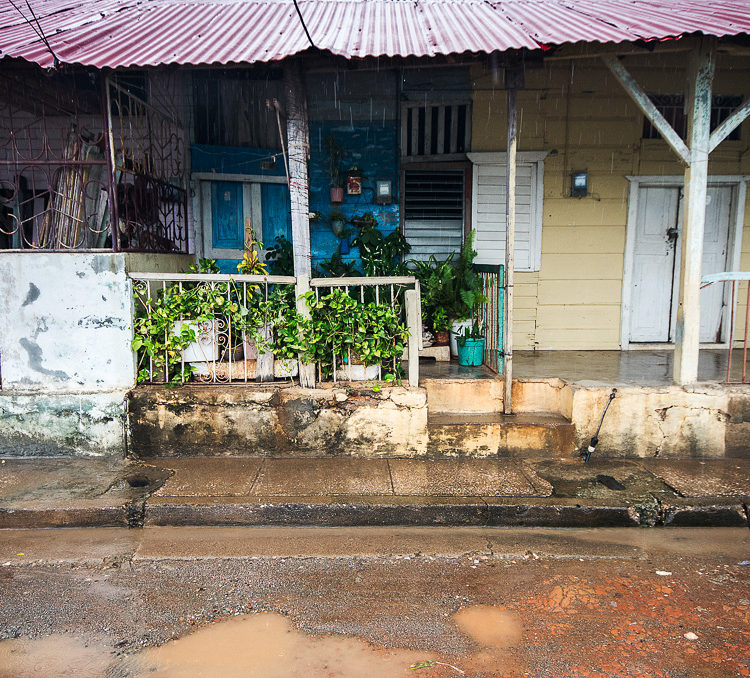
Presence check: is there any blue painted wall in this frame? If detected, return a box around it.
[308,120,399,271]
[192,120,401,274]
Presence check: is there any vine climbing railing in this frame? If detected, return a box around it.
[129,272,421,388]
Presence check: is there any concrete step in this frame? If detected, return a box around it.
[428,412,576,457]
[422,377,504,414]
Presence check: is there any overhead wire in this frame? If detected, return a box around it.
[8,0,59,67]
[292,0,316,49]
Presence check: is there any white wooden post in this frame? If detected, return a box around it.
[503,86,518,414]
[674,39,715,384]
[283,60,312,278]
[295,272,316,388]
[256,323,274,382]
[405,289,420,388]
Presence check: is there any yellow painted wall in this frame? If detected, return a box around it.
[471,49,750,350]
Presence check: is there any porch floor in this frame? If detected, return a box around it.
[420,349,748,386]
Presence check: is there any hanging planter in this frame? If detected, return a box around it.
[330,186,344,203]
[328,210,346,236]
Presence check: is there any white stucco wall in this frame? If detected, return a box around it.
[0,252,136,392]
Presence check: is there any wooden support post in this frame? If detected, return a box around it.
[405,289,420,388]
[674,39,715,385]
[283,60,312,278]
[503,86,517,414]
[295,272,316,388]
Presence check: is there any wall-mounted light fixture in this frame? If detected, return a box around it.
[570,170,588,198]
[374,180,393,205]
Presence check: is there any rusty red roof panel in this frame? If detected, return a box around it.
[1,0,749,69]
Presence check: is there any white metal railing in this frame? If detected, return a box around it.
[701,271,750,383]
[129,272,421,388]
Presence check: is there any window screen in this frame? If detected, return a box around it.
[643,94,743,141]
[403,169,465,261]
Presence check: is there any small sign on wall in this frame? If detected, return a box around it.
[347,175,362,196]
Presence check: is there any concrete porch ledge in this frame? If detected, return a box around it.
[1,456,747,529]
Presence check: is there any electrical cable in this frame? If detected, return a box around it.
[292,0,316,49]
[8,0,59,67]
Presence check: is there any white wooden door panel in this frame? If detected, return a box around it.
[630,187,679,342]
[699,185,731,342]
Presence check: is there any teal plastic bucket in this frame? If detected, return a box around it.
[457,338,485,366]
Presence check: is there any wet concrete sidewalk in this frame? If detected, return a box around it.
[1,456,748,528]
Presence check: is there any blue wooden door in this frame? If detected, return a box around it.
[261,183,291,247]
[211,181,244,251]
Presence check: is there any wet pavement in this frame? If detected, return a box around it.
[1,456,748,528]
[0,526,748,677]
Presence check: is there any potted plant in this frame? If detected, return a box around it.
[324,134,344,203]
[456,320,485,366]
[449,231,487,357]
[431,307,451,346]
[328,210,347,236]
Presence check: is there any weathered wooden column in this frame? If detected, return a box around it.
[283,59,315,388]
[283,59,312,278]
[673,40,715,384]
[503,65,523,414]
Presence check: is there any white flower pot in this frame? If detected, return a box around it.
[174,320,218,363]
[335,363,379,381]
[274,358,299,378]
[450,319,472,357]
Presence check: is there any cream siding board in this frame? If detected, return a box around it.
[471,51,750,350]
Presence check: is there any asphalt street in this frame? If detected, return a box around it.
[0,527,748,677]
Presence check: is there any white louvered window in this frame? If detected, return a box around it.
[468,152,545,272]
[403,169,465,262]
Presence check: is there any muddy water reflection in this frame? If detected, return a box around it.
[0,613,432,678]
[137,613,430,677]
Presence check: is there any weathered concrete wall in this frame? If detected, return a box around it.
[0,252,135,392]
[569,385,732,458]
[129,386,429,458]
[0,391,128,457]
[0,252,143,456]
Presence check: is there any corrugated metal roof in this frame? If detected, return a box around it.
[1,0,749,69]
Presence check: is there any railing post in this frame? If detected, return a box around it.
[296,273,316,388]
[405,288,420,388]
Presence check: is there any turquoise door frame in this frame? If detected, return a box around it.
[195,173,291,273]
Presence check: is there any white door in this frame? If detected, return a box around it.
[630,184,731,343]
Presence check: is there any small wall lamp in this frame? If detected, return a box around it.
[571,171,588,198]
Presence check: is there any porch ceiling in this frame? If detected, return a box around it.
[0,0,749,70]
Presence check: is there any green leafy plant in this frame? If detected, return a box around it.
[323,134,344,187]
[350,211,411,276]
[456,320,485,347]
[450,230,487,321]
[300,289,408,378]
[132,274,268,385]
[265,235,294,276]
[431,307,451,333]
[315,251,360,278]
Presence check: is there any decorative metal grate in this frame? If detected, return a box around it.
[0,64,189,253]
[475,264,504,374]
[106,76,189,253]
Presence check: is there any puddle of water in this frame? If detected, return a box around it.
[137,613,429,678]
[0,613,433,678]
[453,605,522,649]
[0,635,112,678]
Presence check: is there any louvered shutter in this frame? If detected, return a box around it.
[469,154,544,272]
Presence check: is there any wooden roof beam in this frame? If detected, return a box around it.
[602,54,691,165]
[709,97,750,152]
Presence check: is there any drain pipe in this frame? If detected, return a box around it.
[584,388,617,463]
